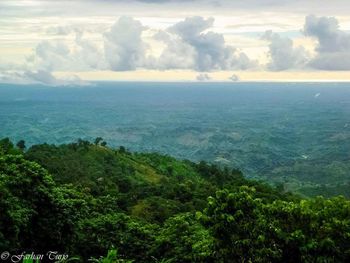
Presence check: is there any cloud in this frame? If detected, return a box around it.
[308,52,350,70]
[196,73,211,81]
[262,30,309,71]
[152,31,196,70]
[24,70,60,85]
[304,15,350,53]
[0,30,97,86]
[0,71,25,84]
[46,26,75,36]
[0,16,149,84]
[304,15,350,70]
[0,69,89,86]
[22,26,107,86]
[2,15,257,79]
[36,16,255,73]
[25,70,90,86]
[260,15,350,71]
[229,74,240,81]
[135,0,196,2]
[32,40,71,71]
[6,12,350,85]
[169,16,214,39]
[104,16,148,71]
[28,30,104,72]
[157,16,257,71]
[75,31,106,70]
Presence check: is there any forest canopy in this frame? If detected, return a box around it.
[0,138,349,262]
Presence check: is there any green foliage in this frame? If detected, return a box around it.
[94,137,104,146]
[16,140,26,151]
[0,154,91,252]
[22,257,40,263]
[265,196,350,262]
[200,187,350,262]
[0,137,21,155]
[200,187,281,262]
[76,212,157,261]
[25,140,262,222]
[1,138,349,262]
[152,213,214,262]
[2,83,350,199]
[90,250,133,263]
[0,154,54,251]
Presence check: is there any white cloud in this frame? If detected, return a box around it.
[75,31,106,70]
[152,30,196,70]
[27,29,104,72]
[0,69,89,86]
[32,40,71,71]
[229,73,240,81]
[1,10,350,84]
[304,15,350,70]
[262,30,310,71]
[46,25,74,36]
[196,73,212,81]
[104,16,148,71]
[24,70,59,85]
[159,16,257,71]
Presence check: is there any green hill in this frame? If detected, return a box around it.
[1,138,349,262]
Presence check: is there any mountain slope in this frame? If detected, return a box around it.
[1,138,349,262]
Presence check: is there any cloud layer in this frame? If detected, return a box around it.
[1,12,350,84]
[2,15,259,84]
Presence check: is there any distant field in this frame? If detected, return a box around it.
[1,82,350,196]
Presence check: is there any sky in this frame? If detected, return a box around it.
[1,0,350,84]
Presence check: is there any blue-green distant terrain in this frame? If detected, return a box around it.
[1,82,349,196]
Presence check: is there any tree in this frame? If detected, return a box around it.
[0,138,17,154]
[76,213,157,261]
[199,187,281,262]
[89,250,133,263]
[119,146,126,153]
[200,187,350,263]
[16,140,26,152]
[94,137,103,146]
[166,165,173,176]
[153,213,213,262]
[2,140,350,262]
[0,154,90,253]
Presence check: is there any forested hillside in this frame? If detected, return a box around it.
[1,138,349,262]
[2,83,350,198]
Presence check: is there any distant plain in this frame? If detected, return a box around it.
[1,82,349,196]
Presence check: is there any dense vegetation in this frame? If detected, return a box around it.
[1,138,349,262]
[2,83,350,198]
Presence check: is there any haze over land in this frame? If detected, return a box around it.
[1,82,350,197]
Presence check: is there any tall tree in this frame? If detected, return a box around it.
[94,137,103,146]
[16,140,26,152]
